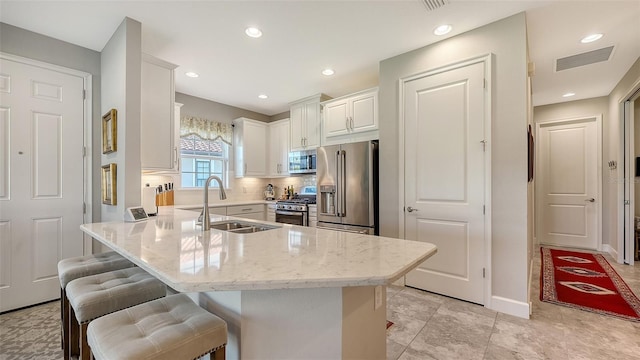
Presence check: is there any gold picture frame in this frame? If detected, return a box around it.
[102,109,117,154]
[101,163,117,205]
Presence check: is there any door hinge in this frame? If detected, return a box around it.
[624,200,630,205]
[483,79,487,89]
[82,146,87,157]
[83,202,86,214]
[483,268,486,278]
[483,205,485,215]
[82,90,86,100]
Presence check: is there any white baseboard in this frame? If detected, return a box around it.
[528,258,534,315]
[489,296,530,319]
[602,244,618,259]
[392,276,405,287]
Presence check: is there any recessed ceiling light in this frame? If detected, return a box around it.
[185,72,199,78]
[562,92,576,98]
[322,68,335,76]
[581,33,603,43]
[433,24,452,36]
[245,27,263,38]
[258,94,268,99]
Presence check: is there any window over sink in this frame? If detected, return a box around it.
[180,134,229,188]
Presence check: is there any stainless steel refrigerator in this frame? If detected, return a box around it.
[317,140,378,235]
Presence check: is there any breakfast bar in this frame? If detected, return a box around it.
[80,208,437,360]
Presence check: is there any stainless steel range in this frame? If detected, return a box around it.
[275,187,316,226]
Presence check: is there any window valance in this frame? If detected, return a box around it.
[180,116,233,145]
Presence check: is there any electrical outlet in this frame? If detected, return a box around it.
[374,285,382,310]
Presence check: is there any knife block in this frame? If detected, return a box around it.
[156,190,174,206]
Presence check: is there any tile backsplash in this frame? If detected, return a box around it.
[141,173,316,206]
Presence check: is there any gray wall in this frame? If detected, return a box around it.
[533,96,609,243]
[176,92,271,123]
[606,57,640,255]
[379,13,529,307]
[270,111,291,122]
[0,22,103,221]
[100,18,142,222]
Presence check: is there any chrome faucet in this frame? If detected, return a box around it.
[199,175,227,231]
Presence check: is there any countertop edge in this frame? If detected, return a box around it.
[174,200,275,210]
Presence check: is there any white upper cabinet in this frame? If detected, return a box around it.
[140,54,178,171]
[322,88,378,146]
[268,118,290,177]
[290,94,330,151]
[234,117,268,177]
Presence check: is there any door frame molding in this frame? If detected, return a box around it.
[534,115,603,251]
[620,78,640,265]
[0,52,93,255]
[397,53,493,307]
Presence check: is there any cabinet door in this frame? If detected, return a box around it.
[141,57,176,170]
[268,120,290,177]
[290,104,305,151]
[243,120,268,176]
[350,91,378,133]
[324,99,350,138]
[268,124,280,177]
[277,120,290,176]
[304,101,321,148]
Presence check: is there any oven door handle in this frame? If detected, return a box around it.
[275,210,304,216]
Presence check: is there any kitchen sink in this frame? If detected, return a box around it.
[208,220,280,233]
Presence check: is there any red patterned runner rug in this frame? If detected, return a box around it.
[540,247,640,321]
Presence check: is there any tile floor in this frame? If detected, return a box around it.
[1,248,639,360]
[386,249,640,360]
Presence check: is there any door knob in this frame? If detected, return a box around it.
[585,198,595,202]
[406,206,418,212]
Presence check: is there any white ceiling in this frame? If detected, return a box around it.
[1,1,639,115]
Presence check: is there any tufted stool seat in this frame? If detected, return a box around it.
[66,266,166,360]
[57,251,134,358]
[87,293,227,360]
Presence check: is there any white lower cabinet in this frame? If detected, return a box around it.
[308,204,317,228]
[266,202,277,222]
[227,204,266,221]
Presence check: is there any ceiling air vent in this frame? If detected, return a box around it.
[420,0,448,12]
[555,46,614,72]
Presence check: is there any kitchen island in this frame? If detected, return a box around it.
[80,208,437,360]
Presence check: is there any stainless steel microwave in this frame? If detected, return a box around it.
[289,149,316,174]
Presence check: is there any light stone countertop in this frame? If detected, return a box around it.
[80,207,437,292]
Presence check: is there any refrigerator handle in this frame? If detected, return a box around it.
[341,150,347,217]
[336,150,342,217]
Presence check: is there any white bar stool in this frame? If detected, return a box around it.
[57,251,134,359]
[87,293,227,360]
[66,267,167,360]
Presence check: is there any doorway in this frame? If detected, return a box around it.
[622,85,640,265]
[400,55,490,305]
[535,116,602,250]
[0,53,92,312]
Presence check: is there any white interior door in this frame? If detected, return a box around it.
[403,60,486,305]
[0,58,85,312]
[536,117,599,250]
